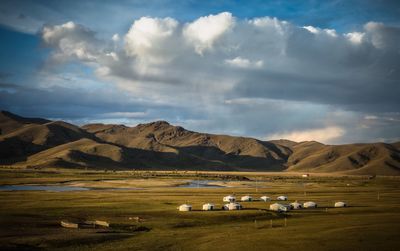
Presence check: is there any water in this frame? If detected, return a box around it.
[177,180,226,188]
[0,185,90,192]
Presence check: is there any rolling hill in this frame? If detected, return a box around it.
[0,111,399,175]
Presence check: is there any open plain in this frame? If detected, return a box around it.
[1,169,399,251]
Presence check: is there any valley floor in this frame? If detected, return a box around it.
[0,169,399,250]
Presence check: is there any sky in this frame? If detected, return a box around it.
[0,0,399,144]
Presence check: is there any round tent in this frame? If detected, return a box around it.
[223,195,236,202]
[178,204,192,211]
[241,195,253,202]
[270,203,289,212]
[334,201,347,208]
[277,195,288,201]
[223,202,242,210]
[303,201,317,208]
[290,201,302,209]
[260,196,271,202]
[202,203,215,211]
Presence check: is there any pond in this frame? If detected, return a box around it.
[177,180,226,188]
[0,185,90,192]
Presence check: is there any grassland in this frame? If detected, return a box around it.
[0,169,399,250]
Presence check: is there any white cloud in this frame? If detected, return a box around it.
[225,57,263,68]
[112,33,120,42]
[39,14,400,144]
[303,25,319,34]
[42,21,101,62]
[345,32,365,44]
[124,16,179,64]
[267,126,345,143]
[183,12,235,54]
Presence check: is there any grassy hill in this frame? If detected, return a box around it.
[1,111,399,175]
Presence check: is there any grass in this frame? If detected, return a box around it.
[0,168,399,250]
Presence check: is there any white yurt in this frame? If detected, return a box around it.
[269,203,289,212]
[223,202,242,210]
[334,201,347,208]
[303,201,317,208]
[290,201,302,209]
[241,195,253,202]
[178,204,192,211]
[277,195,288,201]
[223,195,236,202]
[202,203,215,211]
[260,196,271,202]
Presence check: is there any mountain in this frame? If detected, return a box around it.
[0,110,399,175]
[286,141,400,176]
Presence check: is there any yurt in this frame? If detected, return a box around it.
[334,201,347,208]
[202,203,215,211]
[260,196,271,202]
[241,195,253,202]
[178,204,192,211]
[303,201,317,208]
[223,202,242,210]
[290,201,302,209]
[277,195,288,201]
[223,195,236,202]
[269,203,289,212]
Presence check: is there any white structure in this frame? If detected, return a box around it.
[178,204,192,211]
[269,203,289,212]
[223,195,236,202]
[334,201,347,208]
[241,195,252,202]
[303,201,317,208]
[260,196,271,202]
[290,201,302,209]
[302,174,310,178]
[277,195,288,201]
[202,203,215,211]
[223,202,242,210]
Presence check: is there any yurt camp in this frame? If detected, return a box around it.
[223,202,242,210]
[290,201,302,209]
[303,201,317,208]
[334,201,347,207]
[178,204,192,211]
[241,195,252,202]
[202,203,215,211]
[269,203,289,212]
[223,195,236,202]
[260,196,271,202]
[277,195,288,201]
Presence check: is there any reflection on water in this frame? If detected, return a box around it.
[0,185,90,192]
[177,180,225,188]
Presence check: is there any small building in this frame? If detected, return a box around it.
[302,174,310,178]
[241,195,253,202]
[303,201,317,208]
[223,195,236,202]
[178,204,192,211]
[260,196,271,202]
[223,202,242,210]
[277,195,288,201]
[290,201,302,209]
[202,203,215,211]
[269,203,289,212]
[334,201,347,208]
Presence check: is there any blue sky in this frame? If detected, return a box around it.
[0,0,399,143]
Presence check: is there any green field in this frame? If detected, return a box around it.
[0,169,399,250]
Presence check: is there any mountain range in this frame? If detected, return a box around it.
[0,111,399,175]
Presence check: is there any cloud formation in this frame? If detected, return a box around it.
[7,12,398,144]
[267,127,346,143]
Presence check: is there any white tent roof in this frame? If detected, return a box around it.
[303,201,317,208]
